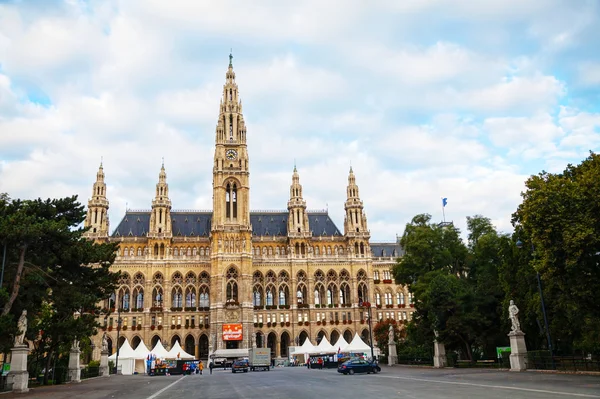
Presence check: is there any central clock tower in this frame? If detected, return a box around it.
[211,54,253,351]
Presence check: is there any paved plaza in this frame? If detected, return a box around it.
[2,366,599,399]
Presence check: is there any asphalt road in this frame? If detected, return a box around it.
[4,366,600,399]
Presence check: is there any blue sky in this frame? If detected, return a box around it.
[0,0,599,241]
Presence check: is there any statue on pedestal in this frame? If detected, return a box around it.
[14,310,27,346]
[72,339,80,351]
[388,324,395,344]
[102,332,108,352]
[508,300,521,332]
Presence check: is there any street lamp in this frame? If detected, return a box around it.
[361,302,375,362]
[114,307,122,375]
[516,239,555,370]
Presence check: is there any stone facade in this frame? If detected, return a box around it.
[87,57,413,361]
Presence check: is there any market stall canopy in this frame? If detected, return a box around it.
[166,341,195,359]
[298,338,316,354]
[132,339,150,360]
[108,338,136,360]
[332,335,349,353]
[150,340,170,359]
[345,333,372,352]
[312,336,335,354]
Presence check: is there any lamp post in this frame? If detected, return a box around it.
[114,307,122,375]
[361,302,375,362]
[516,239,555,370]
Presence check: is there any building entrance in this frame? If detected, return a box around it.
[225,340,239,349]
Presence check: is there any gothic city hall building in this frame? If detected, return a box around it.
[85,58,413,361]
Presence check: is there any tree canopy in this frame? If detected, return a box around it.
[0,194,119,382]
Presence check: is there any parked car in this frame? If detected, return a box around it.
[232,359,249,373]
[337,359,381,375]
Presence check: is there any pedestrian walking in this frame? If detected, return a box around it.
[209,360,213,375]
[199,360,204,375]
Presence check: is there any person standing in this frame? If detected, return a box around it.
[199,360,204,375]
[209,360,213,375]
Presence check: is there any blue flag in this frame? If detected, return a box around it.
[442,198,448,207]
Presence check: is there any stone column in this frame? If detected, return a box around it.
[508,331,527,371]
[388,341,397,366]
[99,350,109,377]
[8,345,29,393]
[68,345,82,383]
[433,340,447,368]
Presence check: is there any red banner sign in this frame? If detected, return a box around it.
[223,323,243,341]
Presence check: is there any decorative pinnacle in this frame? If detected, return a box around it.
[229,49,233,67]
[294,159,297,173]
[100,156,103,168]
[161,157,164,169]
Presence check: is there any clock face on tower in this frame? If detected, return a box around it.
[226,149,237,160]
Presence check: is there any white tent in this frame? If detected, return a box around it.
[132,339,150,374]
[345,333,372,353]
[108,339,137,375]
[150,340,170,359]
[132,339,150,359]
[299,338,316,353]
[312,336,335,354]
[166,341,195,359]
[332,335,350,353]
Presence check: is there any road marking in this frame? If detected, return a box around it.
[377,375,600,398]
[146,375,186,399]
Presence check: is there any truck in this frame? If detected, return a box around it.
[248,348,270,371]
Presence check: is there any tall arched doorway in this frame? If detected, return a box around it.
[118,336,126,347]
[330,330,340,347]
[199,334,209,359]
[131,335,141,350]
[107,337,113,355]
[280,331,290,358]
[361,328,370,345]
[298,330,309,346]
[255,332,264,348]
[316,330,327,344]
[343,329,353,343]
[267,332,277,359]
[151,335,161,349]
[171,335,181,348]
[185,335,195,358]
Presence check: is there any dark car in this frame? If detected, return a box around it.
[232,359,249,373]
[337,359,381,375]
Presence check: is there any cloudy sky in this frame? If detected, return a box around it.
[1,0,599,242]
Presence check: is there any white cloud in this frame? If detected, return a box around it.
[0,0,598,245]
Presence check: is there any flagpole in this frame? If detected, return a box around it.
[441,199,446,223]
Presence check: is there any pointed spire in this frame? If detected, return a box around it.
[229,49,233,67]
[344,167,368,236]
[287,165,309,236]
[84,161,110,238]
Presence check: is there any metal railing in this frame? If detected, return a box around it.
[528,352,600,372]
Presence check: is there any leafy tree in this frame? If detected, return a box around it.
[0,194,119,383]
[513,152,600,355]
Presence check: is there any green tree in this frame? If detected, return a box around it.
[373,319,402,358]
[0,194,119,382]
[513,152,600,355]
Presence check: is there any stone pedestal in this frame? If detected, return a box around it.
[7,345,29,393]
[99,350,109,377]
[388,343,397,366]
[508,331,527,371]
[433,341,447,368]
[68,348,81,383]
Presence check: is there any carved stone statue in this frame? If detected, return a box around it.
[508,300,521,332]
[72,339,80,351]
[14,310,27,346]
[388,324,395,343]
[102,332,108,352]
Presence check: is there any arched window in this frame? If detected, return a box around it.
[357,282,368,306]
[119,287,130,310]
[339,283,351,305]
[278,285,289,306]
[375,292,382,306]
[397,292,405,306]
[133,287,144,309]
[266,286,274,306]
[253,286,263,307]
[152,287,163,307]
[172,286,183,308]
[199,286,210,308]
[185,286,196,307]
[226,267,238,302]
[385,292,392,305]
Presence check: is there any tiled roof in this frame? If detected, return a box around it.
[112,211,342,238]
[370,242,404,257]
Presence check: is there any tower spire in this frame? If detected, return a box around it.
[287,166,310,236]
[149,163,172,237]
[344,167,369,236]
[83,162,110,239]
